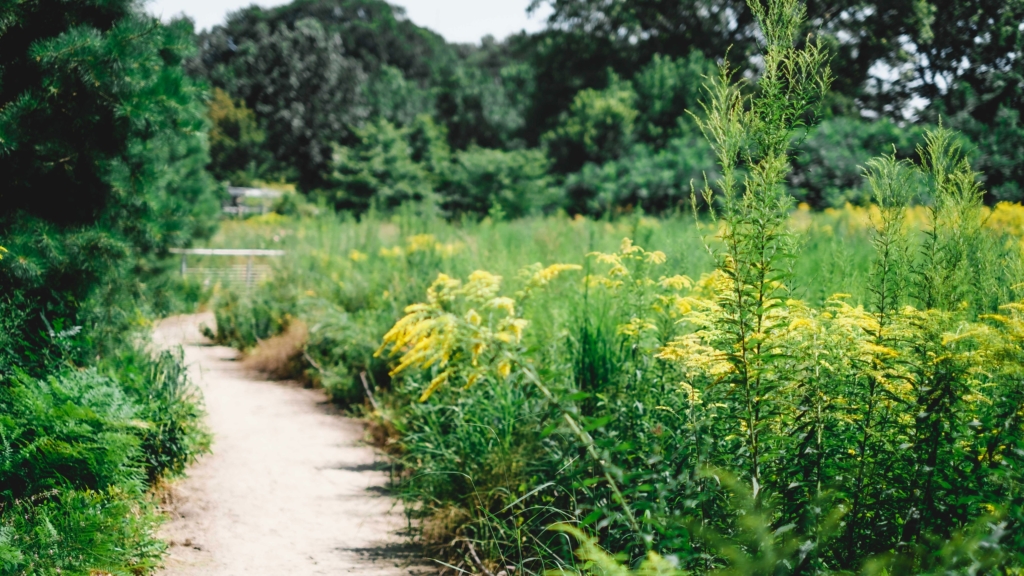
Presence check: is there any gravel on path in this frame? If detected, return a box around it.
[153,313,430,576]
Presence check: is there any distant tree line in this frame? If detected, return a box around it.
[192,0,1023,213]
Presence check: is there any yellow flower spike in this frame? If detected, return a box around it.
[607,263,630,277]
[788,318,815,331]
[530,263,583,285]
[466,309,482,326]
[406,234,437,252]
[509,318,528,342]
[379,246,404,258]
[348,249,368,262]
[486,296,516,315]
[419,369,452,402]
[617,317,657,337]
[658,275,693,290]
[0,246,7,260]
[434,241,464,257]
[619,237,642,254]
[471,341,486,361]
[465,372,481,388]
[464,270,503,302]
[588,251,621,265]
[497,361,511,379]
[645,250,667,265]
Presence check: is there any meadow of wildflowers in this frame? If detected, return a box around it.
[201,0,1024,572]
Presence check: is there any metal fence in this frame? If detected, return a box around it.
[170,248,286,287]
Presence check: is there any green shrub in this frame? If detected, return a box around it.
[207,87,273,186]
[0,347,207,575]
[0,371,146,500]
[0,488,165,575]
[99,348,211,482]
[325,118,439,214]
[789,116,936,208]
[364,65,436,128]
[633,52,714,146]
[543,78,639,173]
[442,147,559,218]
[564,136,715,215]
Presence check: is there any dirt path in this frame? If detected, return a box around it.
[153,313,429,575]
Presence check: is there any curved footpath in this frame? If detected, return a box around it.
[153,313,429,575]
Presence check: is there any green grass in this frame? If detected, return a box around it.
[201,198,1023,574]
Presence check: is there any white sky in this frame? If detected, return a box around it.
[145,0,552,44]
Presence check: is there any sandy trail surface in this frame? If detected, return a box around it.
[153,313,429,575]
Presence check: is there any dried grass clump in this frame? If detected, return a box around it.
[242,319,308,380]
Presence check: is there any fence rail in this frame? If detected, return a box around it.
[171,248,286,287]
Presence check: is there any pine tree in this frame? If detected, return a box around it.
[0,0,219,367]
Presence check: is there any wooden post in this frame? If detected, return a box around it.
[180,253,188,277]
[246,255,254,287]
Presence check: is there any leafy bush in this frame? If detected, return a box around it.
[358,1,1024,573]
[543,78,639,173]
[202,16,367,189]
[207,87,272,185]
[0,0,219,365]
[564,136,715,216]
[633,52,714,146]
[0,1,215,572]
[325,118,439,213]
[0,488,165,575]
[364,65,436,128]
[434,61,528,150]
[789,116,940,208]
[442,147,559,218]
[0,349,207,574]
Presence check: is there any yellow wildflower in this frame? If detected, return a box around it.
[434,241,464,257]
[419,369,452,402]
[497,360,511,379]
[658,275,693,290]
[487,296,516,315]
[348,249,368,262]
[617,317,657,337]
[588,251,621,265]
[379,246,404,258]
[507,318,528,342]
[463,270,502,302]
[620,237,642,255]
[406,234,437,252]
[645,250,667,265]
[530,263,583,285]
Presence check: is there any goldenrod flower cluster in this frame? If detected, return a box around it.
[378,233,466,260]
[378,263,580,402]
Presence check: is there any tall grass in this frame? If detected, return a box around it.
[204,205,1024,575]
[204,3,1024,572]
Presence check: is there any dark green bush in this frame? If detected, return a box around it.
[564,136,715,216]
[325,118,439,214]
[542,77,639,173]
[441,147,559,219]
[99,348,211,482]
[0,488,165,575]
[788,117,934,208]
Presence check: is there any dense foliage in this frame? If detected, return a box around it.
[0,0,214,572]
[0,0,1019,572]
[200,1,1024,573]
[193,0,1021,211]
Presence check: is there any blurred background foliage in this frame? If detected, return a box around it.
[189,0,1022,213]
